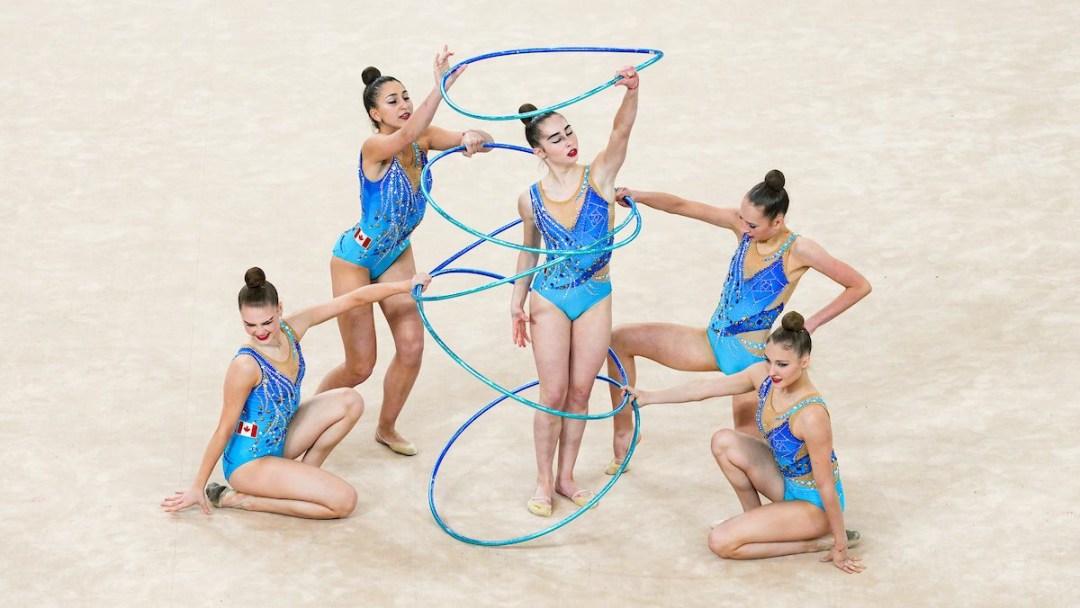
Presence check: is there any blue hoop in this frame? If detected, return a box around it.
[417,143,642,303]
[428,354,641,546]
[440,46,664,121]
[415,257,633,420]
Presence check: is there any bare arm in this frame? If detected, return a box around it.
[362,46,465,163]
[285,274,431,339]
[796,406,864,573]
[789,237,872,334]
[591,67,640,195]
[616,187,741,233]
[422,125,494,157]
[161,357,260,515]
[622,363,765,406]
[511,191,540,348]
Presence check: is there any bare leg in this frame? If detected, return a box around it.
[555,296,612,503]
[707,500,831,560]
[372,247,424,451]
[710,428,785,512]
[317,256,377,394]
[282,388,365,467]
[527,294,572,513]
[225,457,358,519]
[607,322,718,466]
[731,391,761,438]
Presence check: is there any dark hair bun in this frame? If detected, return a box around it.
[764,169,786,192]
[780,311,805,332]
[244,267,267,289]
[362,66,382,86]
[518,103,538,125]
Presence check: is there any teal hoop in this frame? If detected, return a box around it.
[416,143,640,418]
[439,46,664,121]
[428,365,640,546]
[417,143,642,303]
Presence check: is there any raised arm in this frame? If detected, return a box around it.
[789,237,872,334]
[616,187,742,233]
[622,363,765,407]
[591,66,640,194]
[160,357,260,515]
[362,46,466,163]
[285,274,431,339]
[796,406,865,574]
[511,191,541,348]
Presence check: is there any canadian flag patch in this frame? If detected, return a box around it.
[235,421,258,438]
[353,226,372,249]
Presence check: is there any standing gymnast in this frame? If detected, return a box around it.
[623,312,865,573]
[605,171,871,472]
[319,46,493,456]
[510,66,640,517]
[161,267,430,519]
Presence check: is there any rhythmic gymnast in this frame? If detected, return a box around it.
[605,171,871,472]
[320,46,493,456]
[161,267,430,519]
[623,312,865,573]
[510,66,640,517]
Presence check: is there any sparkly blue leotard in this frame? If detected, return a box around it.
[222,321,306,481]
[333,143,432,279]
[708,232,798,374]
[530,165,613,321]
[756,378,845,511]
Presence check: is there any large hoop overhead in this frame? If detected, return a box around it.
[439,46,664,121]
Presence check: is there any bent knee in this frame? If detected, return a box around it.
[341,389,365,421]
[711,428,741,457]
[329,486,358,519]
[707,528,742,559]
[342,360,375,385]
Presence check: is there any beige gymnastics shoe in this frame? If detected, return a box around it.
[375,432,417,456]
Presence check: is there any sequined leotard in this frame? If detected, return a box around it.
[708,232,798,374]
[756,377,845,511]
[222,321,306,481]
[333,143,432,279]
[530,165,613,321]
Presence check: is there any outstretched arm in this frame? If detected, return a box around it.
[423,126,494,157]
[622,363,764,407]
[790,237,872,334]
[591,66,640,194]
[511,191,540,348]
[362,46,466,163]
[160,357,260,515]
[616,187,741,233]
[285,274,431,339]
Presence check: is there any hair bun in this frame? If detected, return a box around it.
[244,267,267,289]
[764,169,786,192]
[780,311,805,332]
[518,103,538,125]
[362,66,382,86]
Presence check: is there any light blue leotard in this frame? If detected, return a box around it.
[222,321,306,481]
[756,377,845,511]
[530,165,613,321]
[333,143,432,279]
[708,232,798,374]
